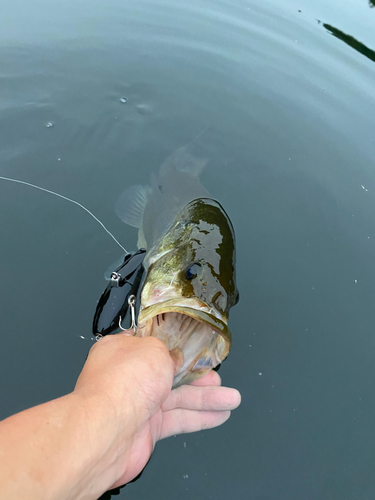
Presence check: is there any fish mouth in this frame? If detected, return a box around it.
[137,299,232,387]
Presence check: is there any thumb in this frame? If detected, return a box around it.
[169,347,184,376]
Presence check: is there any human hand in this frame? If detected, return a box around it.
[74,334,241,492]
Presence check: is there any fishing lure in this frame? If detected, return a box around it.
[0,175,146,338]
[92,248,146,337]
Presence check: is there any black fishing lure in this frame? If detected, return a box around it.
[93,248,146,336]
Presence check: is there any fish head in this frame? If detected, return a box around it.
[137,198,239,386]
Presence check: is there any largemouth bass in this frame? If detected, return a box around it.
[116,144,238,386]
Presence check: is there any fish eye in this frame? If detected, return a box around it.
[185,262,201,280]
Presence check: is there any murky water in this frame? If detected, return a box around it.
[1,0,375,498]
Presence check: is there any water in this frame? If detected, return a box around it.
[1,0,375,498]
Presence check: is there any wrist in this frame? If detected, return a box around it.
[0,390,135,500]
[65,390,137,499]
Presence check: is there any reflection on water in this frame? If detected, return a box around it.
[322,22,375,63]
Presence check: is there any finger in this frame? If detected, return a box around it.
[120,329,135,337]
[188,371,222,387]
[160,409,231,439]
[162,385,241,412]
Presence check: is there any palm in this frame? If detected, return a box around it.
[114,409,163,486]
[112,370,240,488]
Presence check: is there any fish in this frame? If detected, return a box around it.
[115,143,238,386]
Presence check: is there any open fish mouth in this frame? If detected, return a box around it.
[137,301,231,387]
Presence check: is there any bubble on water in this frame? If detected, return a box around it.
[119,97,127,103]
[183,474,189,479]
[45,121,54,128]
[259,372,262,376]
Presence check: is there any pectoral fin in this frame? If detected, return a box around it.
[115,185,152,228]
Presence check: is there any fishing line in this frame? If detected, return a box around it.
[0,175,128,253]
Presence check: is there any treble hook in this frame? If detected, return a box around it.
[118,295,139,334]
[128,294,138,333]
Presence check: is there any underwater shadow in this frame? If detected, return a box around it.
[96,464,148,499]
[97,486,124,500]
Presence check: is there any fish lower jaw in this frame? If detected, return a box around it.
[136,304,231,387]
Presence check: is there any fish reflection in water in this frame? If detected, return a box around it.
[115,142,239,387]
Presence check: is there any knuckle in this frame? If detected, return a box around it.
[145,336,170,358]
[142,337,174,377]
